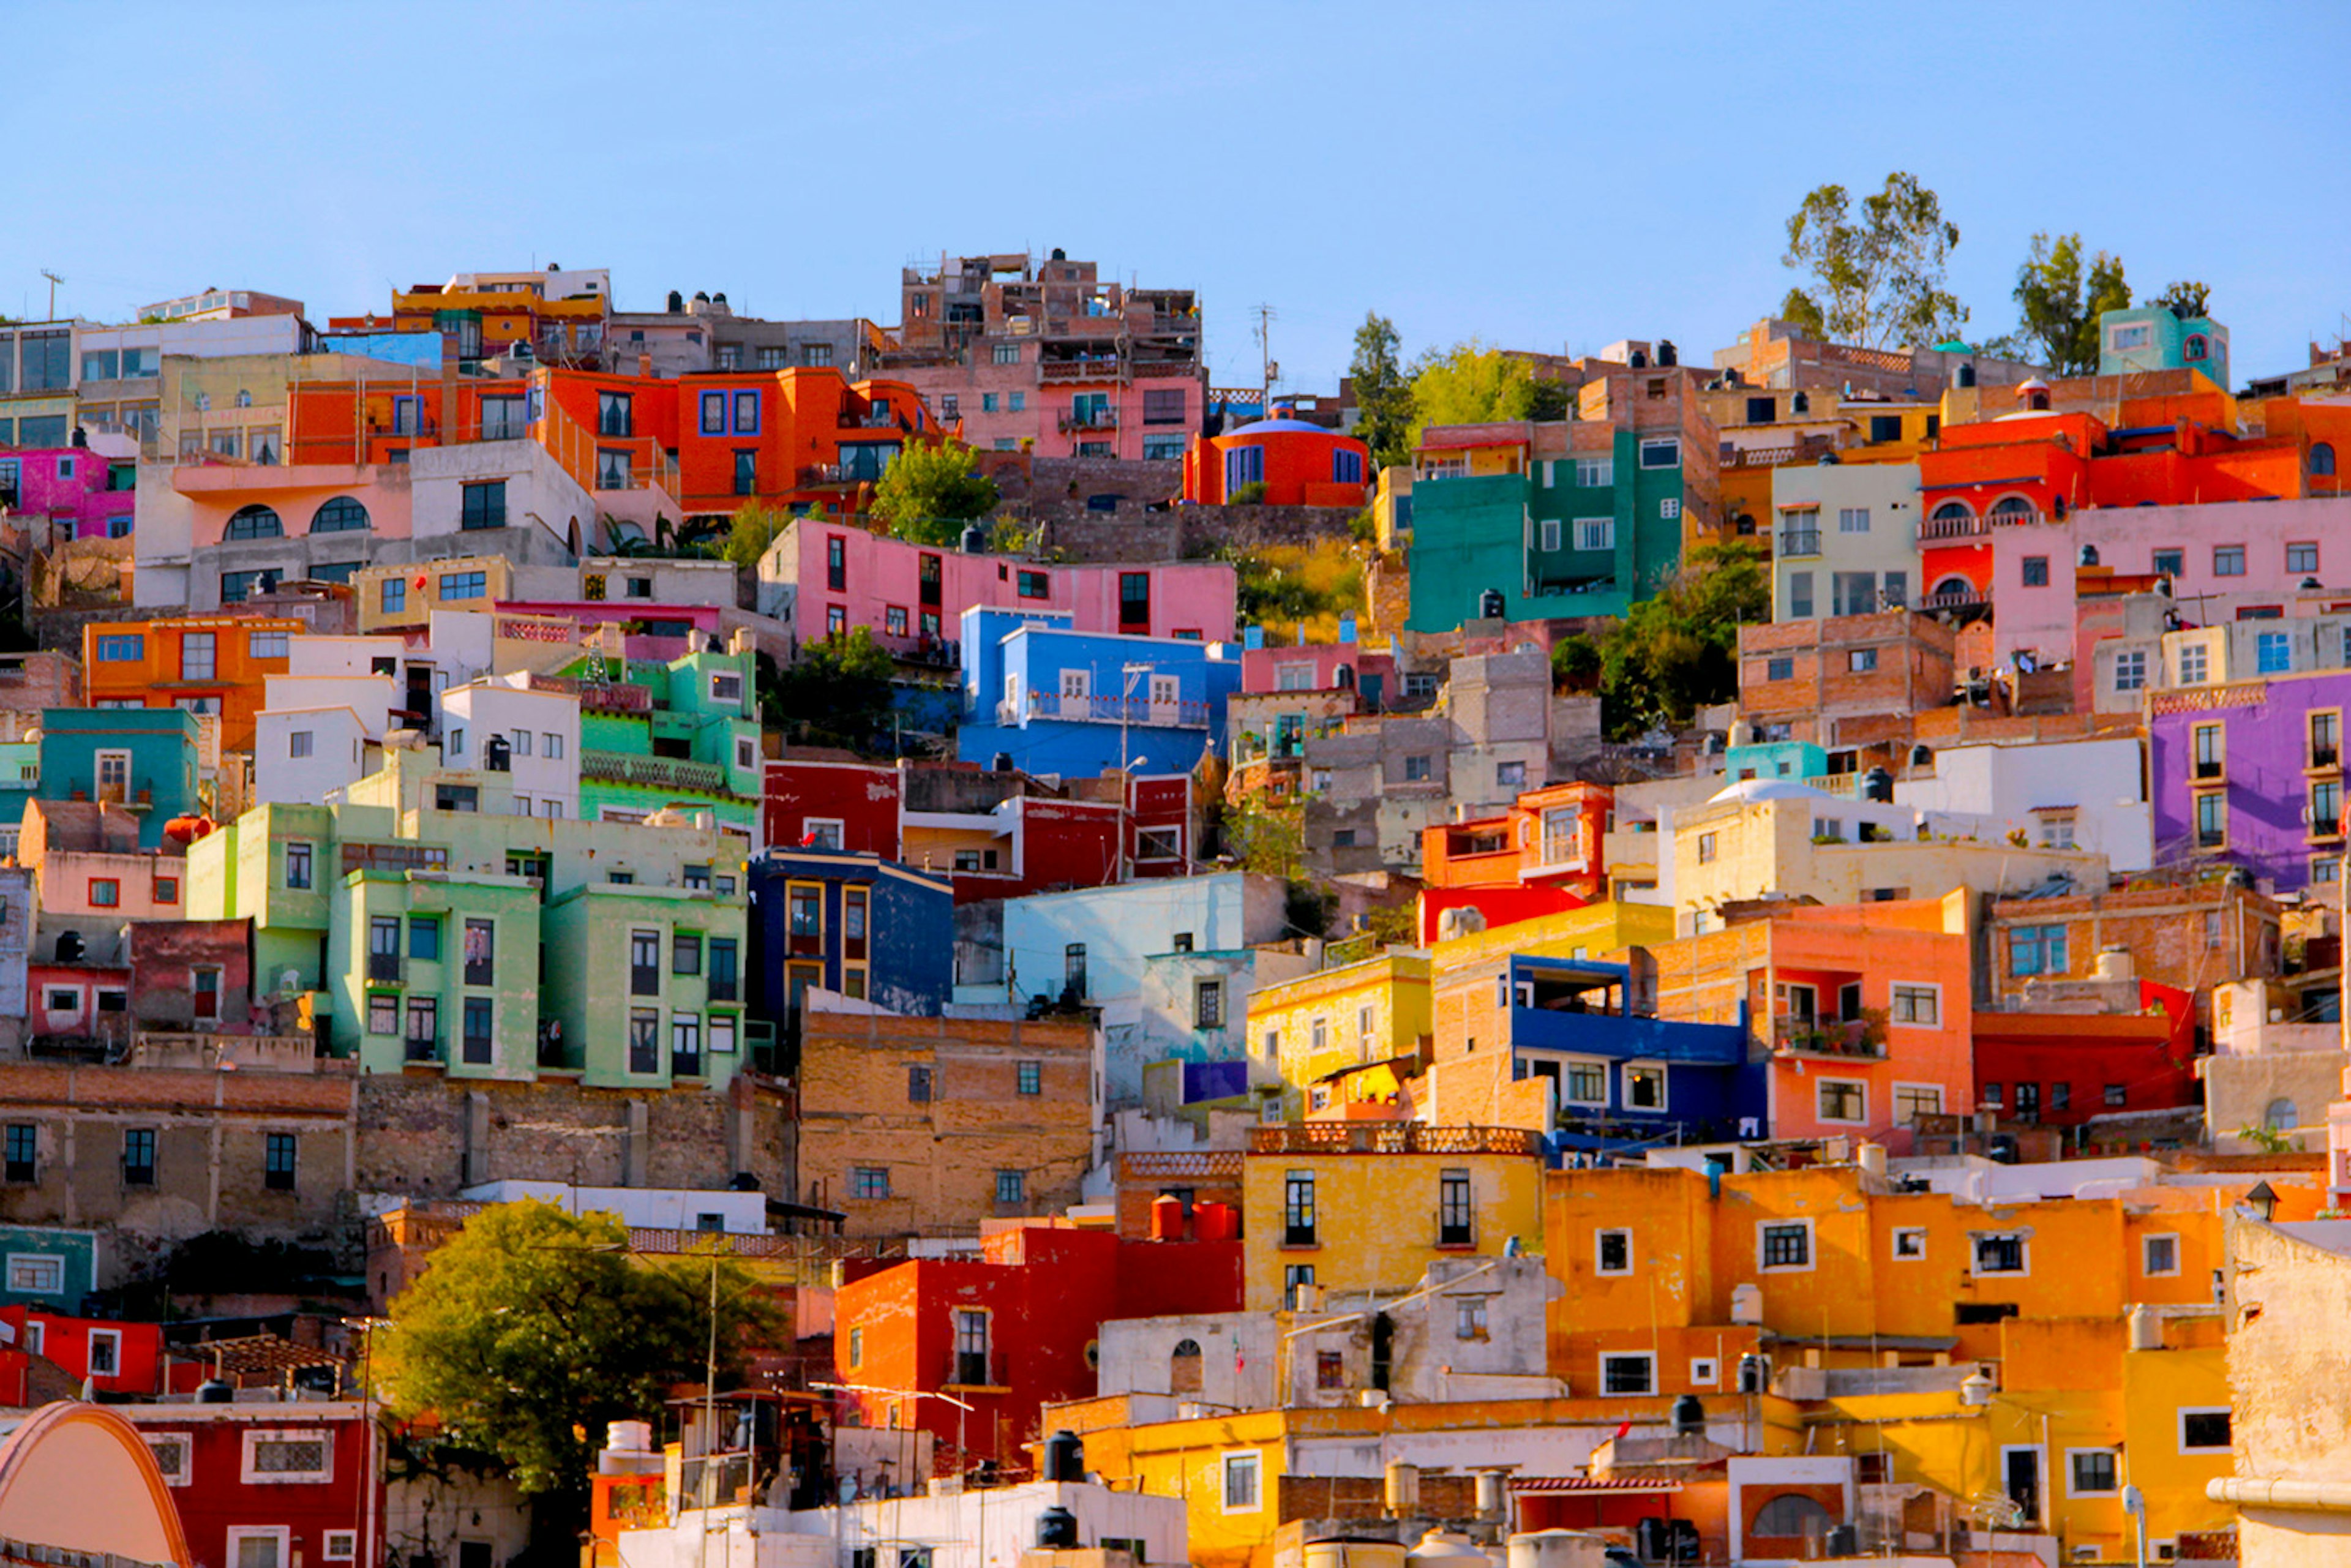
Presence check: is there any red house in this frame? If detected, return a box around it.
[1417,781,1609,944]
[832,1224,1243,1476]
[1969,980,2199,1128]
[764,753,904,857]
[0,1306,167,1395]
[1183,418,1373,508]
[122,1400,382,1568]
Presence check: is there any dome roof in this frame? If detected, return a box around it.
[1228,418,1335,437]
[1708,776,1837,805]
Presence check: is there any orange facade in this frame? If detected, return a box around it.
[1183,419,1374,507]
[82,616,302,754]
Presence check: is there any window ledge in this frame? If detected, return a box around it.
[1278,1243,1322,1253]
[1433,1243,1479,1253]
[941,1383,1010,1397]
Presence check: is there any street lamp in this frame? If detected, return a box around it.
[812,1381,977,1490]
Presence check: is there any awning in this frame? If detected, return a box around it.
[1512,1476,1685,1495]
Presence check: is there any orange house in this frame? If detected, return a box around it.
[1418,781,1610,943]
[83,615,301,755]
[1183,417,1373,506]
[286,373,534,468]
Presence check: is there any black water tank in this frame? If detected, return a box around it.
[1043,1429,1085,1482]
[1479,588,1506,621]
[961,525,989,555]
[1861,767,1894,804]
[1657,339,1678,367]
[196,1379,234,1404]
[992,752,1015,773]
[1037,1508,1080,1549]
[2080,544,2101,568]
[668,291,684,313]
[1670,1392,1704,1436]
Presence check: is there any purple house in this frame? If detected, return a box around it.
[2150,669,2350,893]
[0,445,133,540]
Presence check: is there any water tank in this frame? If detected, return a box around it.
[961,525,989,555]
[1035,1507,1080,1550]
[1194,1202,1237,1242]
[1043,1430,1086,1483]
[1479,588,1506,621]
[1730,1283,1763,1325]
[607,1419,653,1453]
[2080,544,2101,568]
[196,1379,234,1404]
[668,290,684,313]
[1858,1142,1888,1180]
[1737,1352,1771,1394]
[1824,1525,1859,1557]
[1656,339,1678,367]
[1149,1194,1185,1241]
[2128,1305,2162,1351]
[1861,767,1894,803]
[1670,1392,1704,1436]
[1727,718,1754,748]
[1384,1461,1420,1516]
[1952,362,1977,389]
[1307,1541,1410,1568]
[1437,907,1487,942]
[1475,1469,1506,1518]
[1404,1529,1486,1568]
[1505,1532,1606,1568]
[2095,947,2135,982]
[992,753,1016,773]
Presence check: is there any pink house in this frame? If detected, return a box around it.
[1240,639,1399,710]
[762,519,1236,655]
[0,446,134,540]
[1989,497,2351,667]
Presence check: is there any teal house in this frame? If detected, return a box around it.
[0,1223,103,1311]
[2098,304,2228,389]
[569,646,763,835]
[2,710,203,852]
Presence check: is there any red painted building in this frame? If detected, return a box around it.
[1969,980,2199,1128]
[764,754,904,857]
[832,1225,1243,1474]
[123,1401,381,1568]
[1415,782,1608,943]
[1183,418,1373,507]
[0,1307,167,1395]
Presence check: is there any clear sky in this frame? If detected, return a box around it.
[8,1,2348,394]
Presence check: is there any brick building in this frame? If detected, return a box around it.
[1738,610,1958,748]
[1985,870,2284,1037]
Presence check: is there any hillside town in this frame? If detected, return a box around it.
[4,213,2351,1568]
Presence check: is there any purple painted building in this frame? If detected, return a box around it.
[0,445,134,540]
[2150,668,2351,893]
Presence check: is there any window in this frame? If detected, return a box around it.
[1559,1059,1608,1106]
[462,919,495,985]
[2195,790,2227,849]
[1595,1228,1632,1275]
[1973,1234,2028,1274]
[1194,979,1224,1030]
[1537,518,1562,553]
[3,1125,34,1184]
[2068,1449,2119,1496]
[2213,545,2246,577]
[285,840,314,890]
[2022,555,2050,587]
[123,1128,156,1185]
[1624,1063,1666,1111]
[1404,754,1432,782]
[1838,506,1870,534]
[244,1429,333,1482]
[1333,449,1364,485]
[2143,1233,2180,1277]
[1222,1451,1261,1513]
[2177,642,2209,685]
[908,1065,933,1103]
[1760,1220,1812,1270]
[1497,760,1526,788]
[1437,1168,1473,1245]
[1848,648,1878,673]
[1600,1353,1655,1395]
[2008,924,2068,976]
[1573,456,1613,487]
[1638,438,1679,468]
[227,1531,288,1568]
[1787,569,1814,618]
[2180,1409,2232,1452]
[1764,656,1794,683]
[226,504,283,541]
[2149,546,2185,579]
[441,570,487,601]
[143,1432,191,1487]
[850,1166,890,1199]
[323,1534,356,1563]
[1890,985,1938,1025]
[1893,1227,1927,1259]
[1698,832,1718,864]
[88,877,120,909]
[2290,541,2321,574]
[1284,1169,1317,1246]
[95,634,143,662]
[2313,779,2343,838]
[1574,517,1614,552]
[381,577,407,615]
[733,391,761,435]
[368,994,399,1035]
[264,1133,296,1191]
[181,632,217,681]
[1817,1079,1866,1123]
[6,1253,60,1293]
[630,929,661,995]
[2259,631,2292,674]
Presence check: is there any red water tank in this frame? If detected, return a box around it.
[1149,1194,1184,1242]
[1194,1202,1236,1242]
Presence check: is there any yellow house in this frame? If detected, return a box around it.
[1249,950,1430,1119]
[1372,464,1413,552]
[1428,898,1674,975]
[1241,1122,1544,1310]
[354,553,517,633]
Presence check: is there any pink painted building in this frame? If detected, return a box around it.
[1240,639,1400,708]
[0,445,134,540]
[1989,496,2351,667]
[759,519,1236,655]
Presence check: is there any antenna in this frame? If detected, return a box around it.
[39,271,63,321]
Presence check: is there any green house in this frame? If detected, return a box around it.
[566,648,762,834]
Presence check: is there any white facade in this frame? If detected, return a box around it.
[255,702,380,805]
[1894,737,2154,871]
[1772,462,1924,621]
[618,1481,1187,1568]
[458,1179,768,1233]
[441,678,582,822]
[407,437,594,546]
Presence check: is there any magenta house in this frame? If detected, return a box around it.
[0,445,134,539]
[2149,667,2351,893]
[762,519,1236,656]
[1240,638,1398,710]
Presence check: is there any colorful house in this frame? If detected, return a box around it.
[2148,667,2351,893]
[956,608,1240,779]
[1181,418,1372,507]
[83,615,301,756]
[121,1400,383,1568]
[2098,303,2229,388]
[1249,950,1433,1120]
[746,847,951,1025]
[30,708,203,850]
[1418,780,1611,942]
[0,443,135,541]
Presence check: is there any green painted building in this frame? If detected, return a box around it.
[568,647,763,835]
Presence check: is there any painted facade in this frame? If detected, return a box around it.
[2148,669,2351,892]
[956,610,1240,779]
[1181,418,1373,508]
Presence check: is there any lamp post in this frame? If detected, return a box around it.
[812,1381,977,1490]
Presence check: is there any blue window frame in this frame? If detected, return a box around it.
[2257,632,2292,674]
[441,570,487,601]
[732,391,760,435]
[2008,923,2069,977]
[96,635,144,662]
[381,577,407,613]
[1225,445,1265,491]
[699,391,727,436]
[221,568,280,602]
[1333,449,1363,485]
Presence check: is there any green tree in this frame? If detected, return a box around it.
[1591,540,1771,738]
[871,439,999,545]
[1223,794,1303,879]
[770,626,898,751]
[1348,312,1415,470]
[375,1202,776,1550]
[721,500,792,574]
[2010,233,2131,376]
[1408,340,1535,446]
[2153,280,2212,320]
[1780,172,1968,348]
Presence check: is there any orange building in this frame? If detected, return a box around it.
[82,615,301,755]
[1183,417,1373,506]
[1417,781,1610,943]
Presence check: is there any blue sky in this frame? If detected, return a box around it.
[9,1,2348,392]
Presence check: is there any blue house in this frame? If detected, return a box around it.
[2098,304,2229,389]
[748,850,953,1049]
[1498,956,1762,1149]
[956,606,1240,778]
[32,709,203,850]
[0,1224,104,1311]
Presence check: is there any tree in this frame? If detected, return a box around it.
[1779,172,1968,348]
[375,1202,776,1551]
[770,626,898,751]
[2010,233,2131,376]
[2153,280,2212,320]
[1348,312,1415,470]
[1590,541,1770,738]
[1408,340,1536,447]
[871,439,999,545]
[721,500,792,574]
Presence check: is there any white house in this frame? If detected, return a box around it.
[440,676,581,821]
[1895,737,2153,872]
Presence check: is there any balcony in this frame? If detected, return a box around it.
[1919,514,1990,541]
[1057,409,1120,433]
[2314,746,2341,771]
[1919,585,1987,611]
[580,748,737,796]
[1002,691,1209,728]
[839,410,906,431]
[797,463,847,486]
[1040,357,1126,384]
[1771,1015,1886,1060]
[1249,1123,1544,1157]
[367,953,402,983]
[1777,530,1821,558]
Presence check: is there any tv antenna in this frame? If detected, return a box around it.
[39,271,63,321]
[1253,303,1278,403]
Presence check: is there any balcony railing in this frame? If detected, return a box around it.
[367,953,402,983]
[1041,357,1127,383]
[1002,691,1209,728]
[1771,1016,1886,1059]
[2314,746,2341,771]
[579,748,737,796]
[1057,409,1120,433]
[1919,587,1987,611]
[1778,530,1821,558]
[1249,1123,1543,1157]
[405,1032,444,1065]
[1919,514,1990,541]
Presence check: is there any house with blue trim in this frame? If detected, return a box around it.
[956,607,1240,779]
[747,848,953,1060]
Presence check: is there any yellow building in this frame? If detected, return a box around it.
[1372,464,1413,552]
[1241,1122,1544,1310]
[353,553,516,632]
[1428,898,1674,975]
[1249,950,1430,1119]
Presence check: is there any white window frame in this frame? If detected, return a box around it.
[1574,517,1614,552]
[1599,1351,1656,1395]
[802,817,845,851]
[1889,983,1940,1027]
[1220,1448,1262,1514]
[225,1528,291,1568]
[1971,1232,2031,1278]
[1594,1227,1633,1276]
[1638,437,1679,468]
[2178,1406,2232,1454]
[1575,457,1613,488]
[1561,1056,1610,1108]
[1622,1060,1667,1112]
[2065,1446,2121,1498]
[1757,1217,1816,1274]
[1689,1356,1719,1386]
[144,1431,192,1487]
[5,1253,64,1295]
[241,1427,334,1484]
[1538,518,1561,553]
[2143,1232,2181,1278]
[86,1327,122,1378]
[1892,1082,1944,1123]
[1816,1077,1869,1126]
[1060,668,1091,700]
[1892,1227,1929,1261]
[323,1531,358,1562]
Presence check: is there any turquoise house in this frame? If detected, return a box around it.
[0,1224,103,1311]
[32,710,202,849]
[2098,305,2229,389]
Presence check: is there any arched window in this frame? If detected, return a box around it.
[1335,665,1355,690]
[1931,501,1973,523]
[2184,335,2208,362]
[226,505,282,541]
[310,496,369,533]
[2314,442,2337,478]
[2051,495,2068,520]
[2266,1098,2298,1131]
[1930,577,1978,606]
[1170,1338,1203,1395]
[1989,495,2036,523]
[1751,1493,1832,1537]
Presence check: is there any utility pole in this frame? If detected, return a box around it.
[1253,304,1278,409]
[39,271,63,322]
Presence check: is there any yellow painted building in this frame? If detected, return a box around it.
[1372,465,1413,552]
[353,553,516,632]
[1427,898,1674,975]
[1249,951,1430,1119]
[1241,1122,1544,1310]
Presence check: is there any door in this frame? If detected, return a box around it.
[2001,1446,2042,1526]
